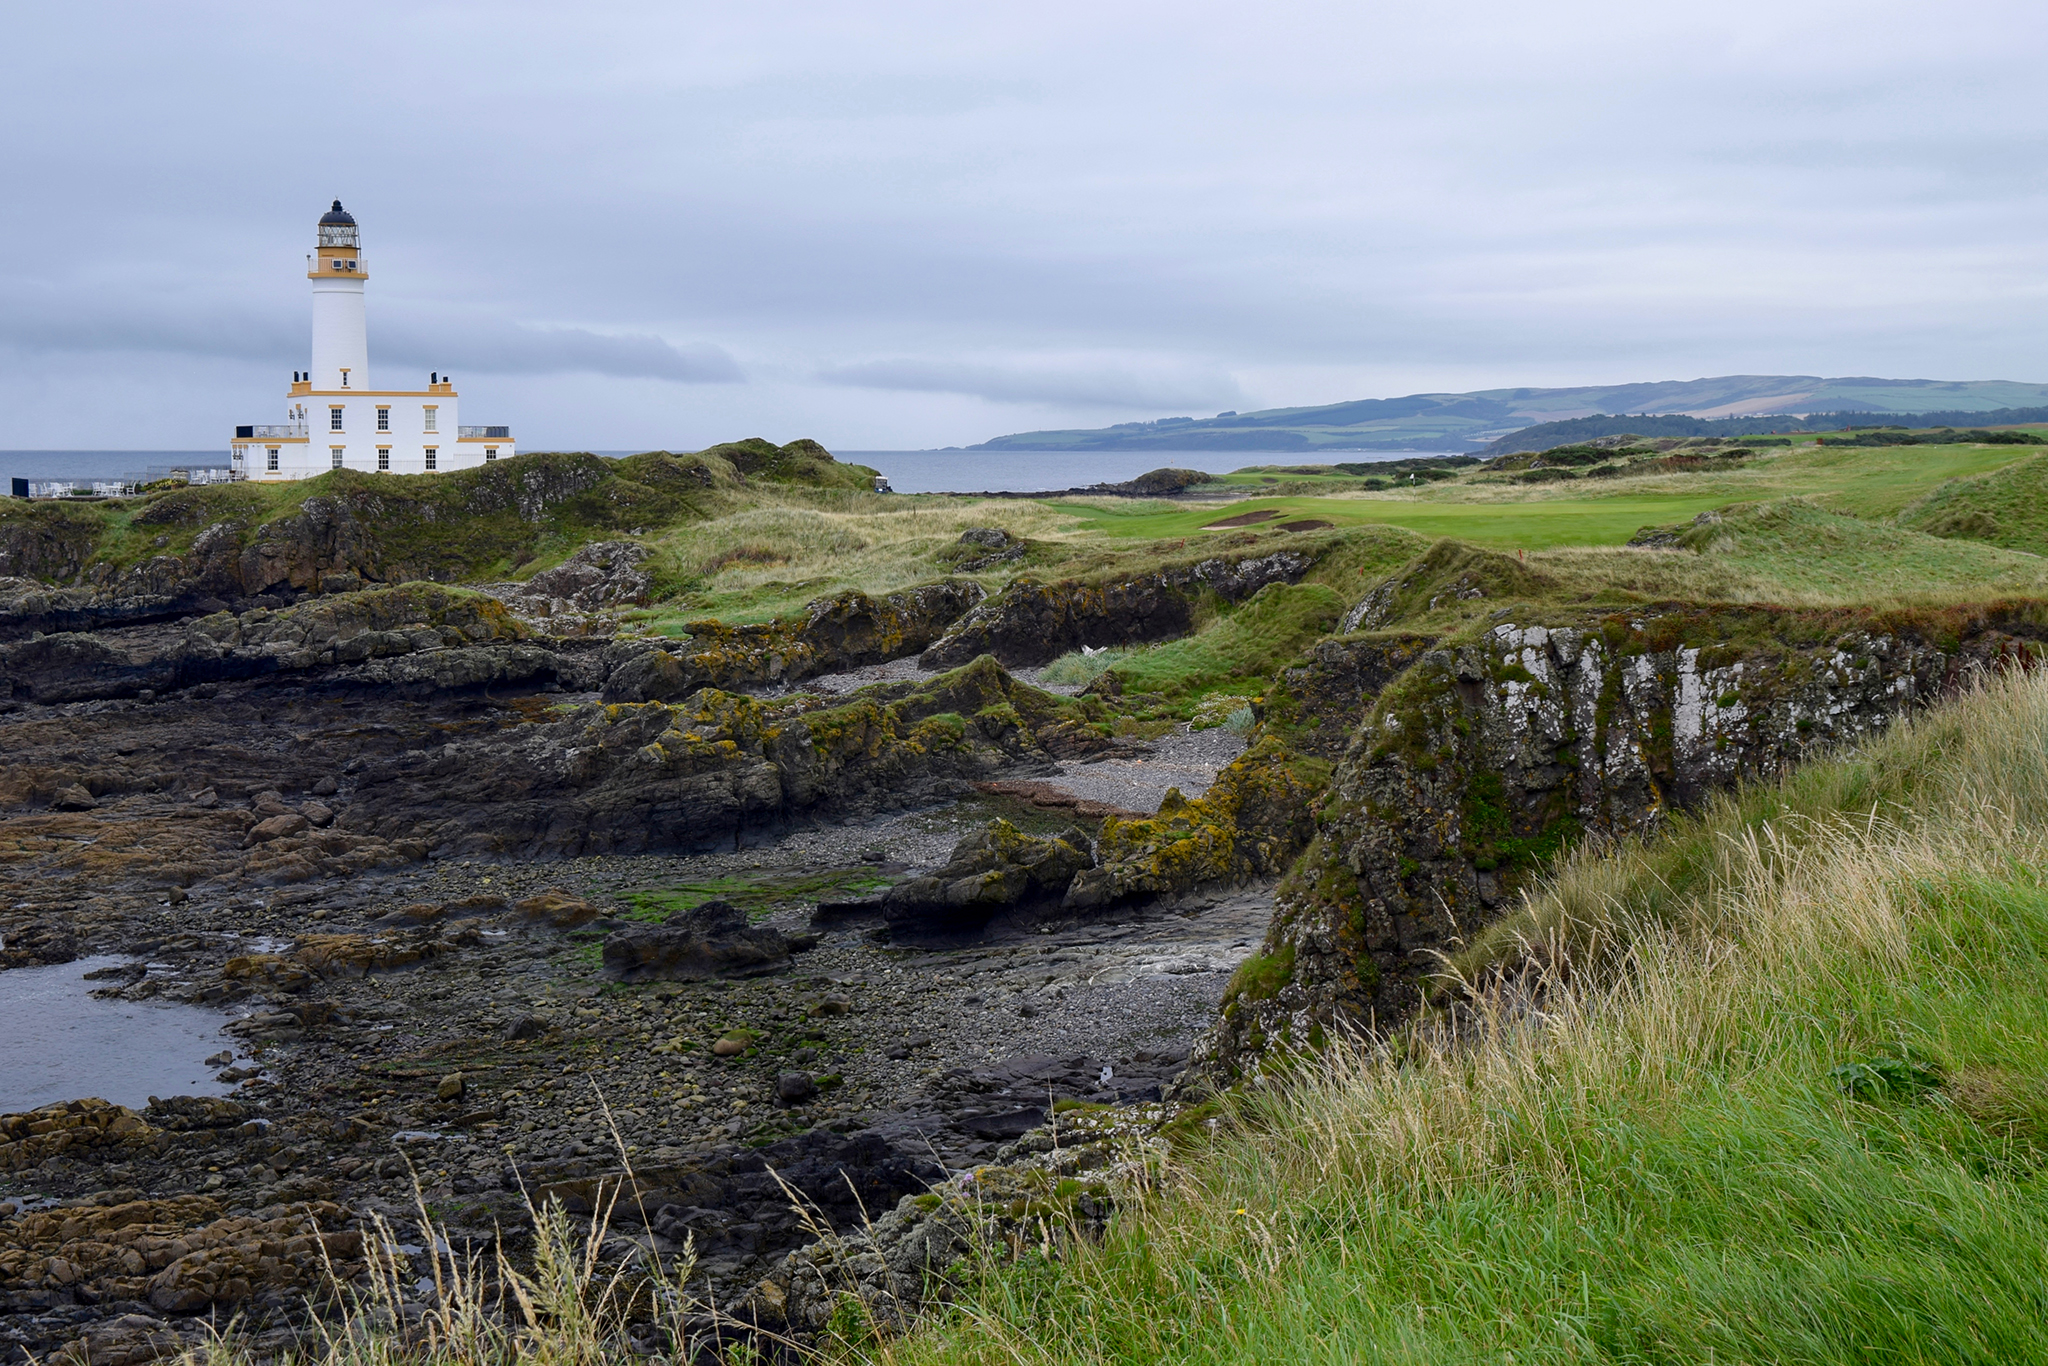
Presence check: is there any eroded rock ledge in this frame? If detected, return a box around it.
[1189,601,2048,1085]
[337,656,1117,858]
[602,581,987,703]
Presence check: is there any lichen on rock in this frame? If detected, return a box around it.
[602,579,986,703]
[1187,601,2048,1088]
[1065,737,1327,909]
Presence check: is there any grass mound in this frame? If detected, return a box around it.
[1898,451,2048,557]
[887,670,2048,1364]
[699,436,879,491]
[1084,581,1345,706]
[1624,498,2048,604]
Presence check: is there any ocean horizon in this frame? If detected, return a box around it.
[1,446,1441,496]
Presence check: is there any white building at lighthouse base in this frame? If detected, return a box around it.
[231,377,514,481]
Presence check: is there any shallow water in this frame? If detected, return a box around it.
[0,957,238,1113]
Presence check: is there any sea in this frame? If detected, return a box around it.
[1,448,1431,496]
[0,956,235,1113]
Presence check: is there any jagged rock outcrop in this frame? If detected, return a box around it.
[1189,601,2048,1086]
[919,550,1315,669]
[337,657,1112,858]
[0,506,103,585]
[1261,631,1437,758]
[0,584,564,704]
[602,898,792,981]
[484,541,653,622]
[0,577,232,643]
[880,820,1095,934]
[603,580,986,703]
[1064,737,1326,909]
[741,1103,1151,1340]
[0,450,774,618]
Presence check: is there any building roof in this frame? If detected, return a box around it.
[318,200,357,227]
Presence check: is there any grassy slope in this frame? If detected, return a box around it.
[882,672,2048,1365]
[1532,500,2048,611]
[1897,451,2048,557]
[1085,582,1346,706]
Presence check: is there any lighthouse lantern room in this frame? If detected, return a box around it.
[230,202,516,480]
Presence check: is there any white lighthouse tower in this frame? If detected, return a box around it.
[230,201,516,480]
[310,201,369,391]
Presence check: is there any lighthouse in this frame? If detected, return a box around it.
[229,201,516,480]
[310,201,369,391]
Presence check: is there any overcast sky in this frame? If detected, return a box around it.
[5,0,2046,451]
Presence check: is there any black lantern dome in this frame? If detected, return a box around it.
[317,200,360,248]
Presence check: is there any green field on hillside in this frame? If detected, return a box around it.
[1051,439,2045,550]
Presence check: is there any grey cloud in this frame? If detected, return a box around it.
[817,357,1243,411]
[8,0,2048,450]
[0,287,739,384]
[0,287,295,364]
[376,320,743,384]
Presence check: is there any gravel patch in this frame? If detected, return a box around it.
[799,657,934,694]
[1040,724,1247,813]
[798,657,1090,699]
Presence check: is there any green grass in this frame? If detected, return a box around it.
[1087,581,1345,705]
[1898,451,2048,557]
[1047,491,1737,549]
[1045,440,2046,552]
[1522,499,2048,615]
[879,672,2048,1365]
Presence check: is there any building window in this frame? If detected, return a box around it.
[376,407,390,432]
[376,449,390,471]
[422,406,438,433]
[485,448,497,461]
[267,448,280,472]
[329,407,344,431]
[331,448,344,469]
[339,368,350,388]
[424,448,437,470]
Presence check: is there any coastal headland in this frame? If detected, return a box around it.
[5,427,2048,1361]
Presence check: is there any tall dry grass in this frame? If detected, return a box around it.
[880,670,2048,1364]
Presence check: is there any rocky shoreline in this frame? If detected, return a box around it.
[0,595,1264,1362]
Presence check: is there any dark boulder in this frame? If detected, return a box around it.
[918,550,1313,670]
[501,1013,553,1041]
[601,898,791,982]
[0,919,79,969]
[881,820,1094,934]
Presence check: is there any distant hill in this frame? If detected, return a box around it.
[969,376,2048,453]
[1481,406,2048,456]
